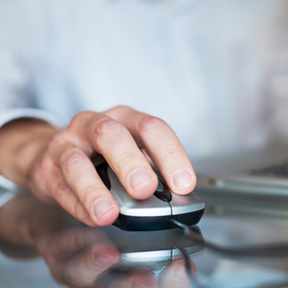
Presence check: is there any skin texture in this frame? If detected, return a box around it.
[0,106,196,227]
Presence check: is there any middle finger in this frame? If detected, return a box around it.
[107,107,196,195]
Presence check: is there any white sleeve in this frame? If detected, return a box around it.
[0,190,18,209]
[0,50,61,128]
[0,108,61,128]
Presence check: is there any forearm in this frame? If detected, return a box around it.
[0,119,58,186]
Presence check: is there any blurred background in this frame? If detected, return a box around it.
[0,0,287,160]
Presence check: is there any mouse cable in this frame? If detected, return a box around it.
[169,218,288,258]
[169,218,288,288]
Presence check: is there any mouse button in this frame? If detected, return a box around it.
[110,185,129,205]
[154,178,172,202]
[108,176,131,205]
[119,197,171,217]
[96,162,111,190]
[156,179,165,192]
[170,192,205,215]
[154,190,171,202]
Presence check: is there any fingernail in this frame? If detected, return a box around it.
[93,199,113,220]
[173,169,193,190]
[172,265,188,282]
[130,170,153,191]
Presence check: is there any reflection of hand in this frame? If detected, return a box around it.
[37,226,152,288]
[27,106,196,226]
[37,227,196,288]
[110,259,196,288]
[36,227,120,287]
[0,194,197,288]
[159,258,196,288]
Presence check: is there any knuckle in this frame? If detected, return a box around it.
[92,116,119,138]
[113,105,133,114]
[81,185,95,205]
[69,111,92,128]
[60,145,84,174]
[48,132,67,153]
[116,152,136,170]
[160,146,183,162]
[106,105,134,121]
[138,116,166,134]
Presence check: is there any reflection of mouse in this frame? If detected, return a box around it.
[103,224,204,265]
[96,162,205,231]
[95,225,204,287]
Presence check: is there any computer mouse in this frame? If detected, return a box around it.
[96,162,205,231]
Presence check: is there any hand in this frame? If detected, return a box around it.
[37,227,120,287]
[0,106,196,226]
[37,227,195,288]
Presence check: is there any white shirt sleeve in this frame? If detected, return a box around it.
[0,50,61,128]
[0,190,18,209]
[0,108,61,129]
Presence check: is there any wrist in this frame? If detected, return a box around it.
[18,124,58,186]
[0,119,58,186]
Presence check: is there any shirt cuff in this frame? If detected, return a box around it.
[0,108,62,128]
[0,176,16,190]
[0,190,19,209]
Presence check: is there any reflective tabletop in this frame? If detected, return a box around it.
[0,185,288,288]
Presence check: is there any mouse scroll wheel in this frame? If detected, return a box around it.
[156,180,165,192]
[154,179,172,202]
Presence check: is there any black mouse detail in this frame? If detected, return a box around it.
[154,178,172,203]
[95,162,111,190]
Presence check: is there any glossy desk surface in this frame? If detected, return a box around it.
[0,186,288,288]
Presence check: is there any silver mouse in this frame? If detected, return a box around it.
[96,162,205,231]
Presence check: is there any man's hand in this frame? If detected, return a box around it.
[0,106,196,226]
